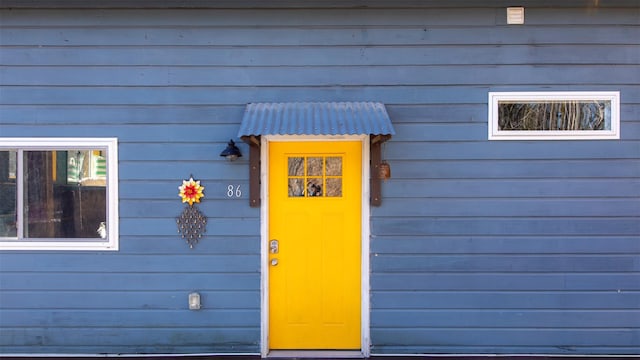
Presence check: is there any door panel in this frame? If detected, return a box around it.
[268,141,362,350]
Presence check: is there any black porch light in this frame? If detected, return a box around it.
[220,139,242,161]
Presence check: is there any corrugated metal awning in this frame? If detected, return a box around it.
[238,102,395,137]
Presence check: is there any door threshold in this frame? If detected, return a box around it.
[267,350,364,358]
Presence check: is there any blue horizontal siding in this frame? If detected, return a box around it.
[374,198,640,217]
[1,309,259,327]
[1,85,638,106]
[2,45,639,67]
[2,26,638,46]
[0,290,260,309]
[371,236,640,254]
[371,273,640,291]
[0,254,260,272]
[372,255,640,272]
[1,328,259,353]
[0,273,259,291]
[369,329,638,353]
[3,65,638,86]
[1,2,639,356]
[381,179,640,198]
[371,218,640,236]
[385,159,640,179]
[371,291,640,309]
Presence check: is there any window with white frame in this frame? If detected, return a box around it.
[0,138,118,250]
[488,91,620,140]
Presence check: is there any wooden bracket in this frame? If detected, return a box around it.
[370,134,391,207]
[240,134,390,208]
[241,135,261,208]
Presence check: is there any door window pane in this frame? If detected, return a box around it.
[325,157,342,176]
[287,155,343,198]
[325,178,342,197]
[307,157,323,176]
[288,157,304,176]
[307,178,323,196]
[288,178,305,197]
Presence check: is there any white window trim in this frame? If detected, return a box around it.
[488,91,620,140]
[0,138,119,251]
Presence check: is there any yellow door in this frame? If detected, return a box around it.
[268,140,362,350]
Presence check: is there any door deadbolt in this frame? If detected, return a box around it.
[270,240,279,254]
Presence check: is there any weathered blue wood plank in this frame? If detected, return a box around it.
[371,236,640,254]
[372,254,640,272]
[0,8,499,26]
[0,273,259,291]
[0,124,239,141]
[0,105,244,124]
[371,218,640,236]
[119,162,247,181]
[2,26,637,46]
[371,273,640,291]
[3,65,636,86]
[0,290,259,309]
[371,291,640,309]
[0,328,260,348]
[381,179,640,198]
[387,159,640,179]
[118,236,260,255]
[370,345,640,355]
[371,310,640,328]
[2,45,638,66]
[120,199,257,218]
[0,254,260,272]
[1,309,260,327]
[369,328,639,347]
[373,198,640,217]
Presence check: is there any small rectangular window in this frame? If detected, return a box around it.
[287,155,343,198]
[489,91,620,140]
[0,138,118,251]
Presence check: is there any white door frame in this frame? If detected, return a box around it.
[259,134,371,358]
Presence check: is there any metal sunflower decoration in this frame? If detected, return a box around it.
[176,176,207,248]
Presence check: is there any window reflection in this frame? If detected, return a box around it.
[24,150,107,238]
[326,178,342,197]
[0,151,17,237]
[287,155,342,198]
[288,157,304,176]
[307,157,323,176]
[307,178,323,196]
[288,178,305,197]
[326,157,342,176]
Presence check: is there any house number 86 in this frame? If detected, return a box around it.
[227,185,241,198]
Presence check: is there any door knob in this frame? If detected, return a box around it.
[270,258,278,266]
